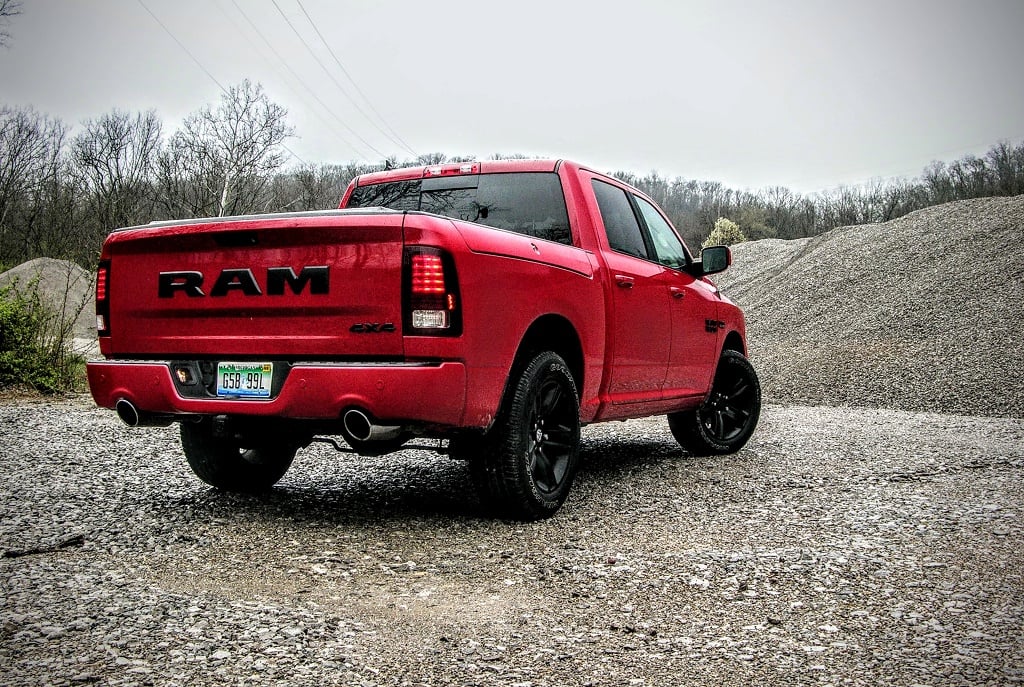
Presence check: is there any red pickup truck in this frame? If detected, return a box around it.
[87,159,760,519]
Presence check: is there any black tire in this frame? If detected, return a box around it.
[180,421,296,493]
[668,349,761,455]
[472,351,581,521]
[447,432,489,462]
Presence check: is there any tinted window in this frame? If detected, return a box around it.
[347,179,420,211]
[347,172,572,245]
[635,196,688,269]
[591,180,648,259]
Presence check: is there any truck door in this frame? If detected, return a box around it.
[632,196,721,398]
[588,179,672,406]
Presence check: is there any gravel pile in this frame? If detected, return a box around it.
[0,258,97,356]
[2,399,1022,686]
[715,195,1024,418]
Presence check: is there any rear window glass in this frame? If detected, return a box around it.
[347,172,572,245]
[347,179,421,212]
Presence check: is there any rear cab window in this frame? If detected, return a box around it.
[347,172,572,245]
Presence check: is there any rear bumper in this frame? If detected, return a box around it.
[87,360,467,427]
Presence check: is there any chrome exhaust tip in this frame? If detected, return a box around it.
[115,399,140,427]
[342,408,404,442]
[114,399,173,428]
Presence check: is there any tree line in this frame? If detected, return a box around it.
[2,79,1023,269]
[615,140,1024,249]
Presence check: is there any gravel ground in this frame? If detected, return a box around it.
[2,397,1022,686]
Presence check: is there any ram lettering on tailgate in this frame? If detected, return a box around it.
[157,266,329,298]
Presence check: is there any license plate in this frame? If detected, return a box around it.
[216,362,273,398]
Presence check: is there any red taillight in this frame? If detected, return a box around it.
[411,254,446,295]
[404,247,461,336]
[96,265,109,301]
[96,260,111,336]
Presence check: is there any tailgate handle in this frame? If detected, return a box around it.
[213,230,258,247]
[615,275,634,289]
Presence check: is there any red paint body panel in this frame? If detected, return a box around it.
[99,210,405,358]
[89,160,748,435]
[88,360,465,425]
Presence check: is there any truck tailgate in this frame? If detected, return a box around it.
[102,211,406,358]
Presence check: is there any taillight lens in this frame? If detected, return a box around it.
[411,254,446,295]
[404,247,461,336]
[96,260,110,335]
[96,266,108,300]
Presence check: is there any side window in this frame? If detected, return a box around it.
[634,196,688,269]
[591,180,648,259]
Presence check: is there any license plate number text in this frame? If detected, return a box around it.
[216,362,273,398]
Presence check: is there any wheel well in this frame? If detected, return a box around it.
[514,315,584,395]
[723,331,746,356]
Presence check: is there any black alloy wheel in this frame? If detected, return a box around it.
[471,351,581,520]
[699,357,757,443]
[668,349,761,455]
[524,373,577,497]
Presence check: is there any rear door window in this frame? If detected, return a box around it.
[591,180,649,259]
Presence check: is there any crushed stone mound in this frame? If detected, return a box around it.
[0,258,95,341]
[715,195,1024,418]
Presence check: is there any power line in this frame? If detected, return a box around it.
[293,0,416,156]
[136,0,309,167]
[218,0,370,161]
[136,0,228,94]
[250,0,388,159]
[269,0,400,159]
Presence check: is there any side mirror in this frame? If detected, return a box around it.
[697,245,732,276]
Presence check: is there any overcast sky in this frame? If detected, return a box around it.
[2,0,1023,194]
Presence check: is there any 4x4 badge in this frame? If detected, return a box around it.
[350,322,396,333]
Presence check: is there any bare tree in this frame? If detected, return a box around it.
[293,164,355,210]
[760,186,797,238]
[734,204,774,240]
[0,0,22,47]
[159,80,294,217]
[0,107,67,263]
[71,109,162,232]
[921,160,953,204]
[265,163,354,212]
[155,136,210,219]
[985,140,1024,196]
[416,152,448,166]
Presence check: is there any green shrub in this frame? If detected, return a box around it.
[702,217,748,249]
[0,279,84,393]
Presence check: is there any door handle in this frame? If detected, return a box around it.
[670,287,685,299]
[615,275,635,289]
